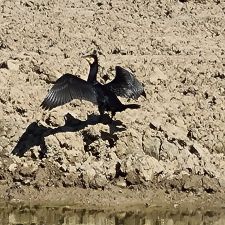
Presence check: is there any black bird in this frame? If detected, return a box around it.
[83,51,146,99]
[40,68,140,120]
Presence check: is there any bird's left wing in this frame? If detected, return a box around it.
[41,73,98,110]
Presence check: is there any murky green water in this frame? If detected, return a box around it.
[1,203,225,225]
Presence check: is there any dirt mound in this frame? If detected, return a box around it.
[1,0,225,201]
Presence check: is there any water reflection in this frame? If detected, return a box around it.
[0,203,225,225]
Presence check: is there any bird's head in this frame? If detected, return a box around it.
[82,50,98,65]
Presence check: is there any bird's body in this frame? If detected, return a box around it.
[40,51,144,120]
[41,73,140,119]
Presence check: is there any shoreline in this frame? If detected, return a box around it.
[1,185,225,211]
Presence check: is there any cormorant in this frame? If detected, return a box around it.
[40,65,140,120]
[83,51,146,99]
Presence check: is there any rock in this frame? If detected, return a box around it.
[0,180,7,185]
[19,161,38,176]
[62,174,80,187]
[182,174,202,192]
[34,168,49,188]
[8,163,17,172]
[115,130,143,156]
[81,166,96,187]
[7,60,20,71]
[56,132,84,153]
[44,135,60,156]
[218,176,225,188]
[11,156,22,164]
[30,146,42,159]
[163,122,188,141]
[68,165,77,173]
[1,137,9,148]
[149,66,168,84]
[126,170,141,185]
[115,139,128,157]
[149,119,162,130]
[115,177,127,187]
[160,140,179,161]
[202,176,219,192]
[121,154,163,183]
[142,131,161,160]
[94,174,108,188]
[60,164,68,172]
[105,160,119,179]
[23,179,31,185]
[44,111,65,127]
[189,142,210,160]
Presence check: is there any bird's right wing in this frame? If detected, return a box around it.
[41,73,98,110]
[104,66,145,99]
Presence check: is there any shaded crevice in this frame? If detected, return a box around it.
[189,145,201,159]
[100,131,118,148]
[115,162,126,178]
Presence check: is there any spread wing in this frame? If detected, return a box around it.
[41,73,98,110]
[104,66,146,99]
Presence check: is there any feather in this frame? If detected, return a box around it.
[41,73,97,110]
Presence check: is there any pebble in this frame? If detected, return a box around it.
[6,60,20,71]
[8,163,17,172]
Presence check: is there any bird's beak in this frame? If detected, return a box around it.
[81,53,91,58]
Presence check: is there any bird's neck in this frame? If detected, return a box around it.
[87,58,98,83]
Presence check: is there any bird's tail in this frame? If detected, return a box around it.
[123,103,140,110]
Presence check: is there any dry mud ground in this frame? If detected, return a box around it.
[0,0,225,206]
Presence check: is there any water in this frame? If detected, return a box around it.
[1,203,225,225]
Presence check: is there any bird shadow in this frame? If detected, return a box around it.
[11,113,126,158]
